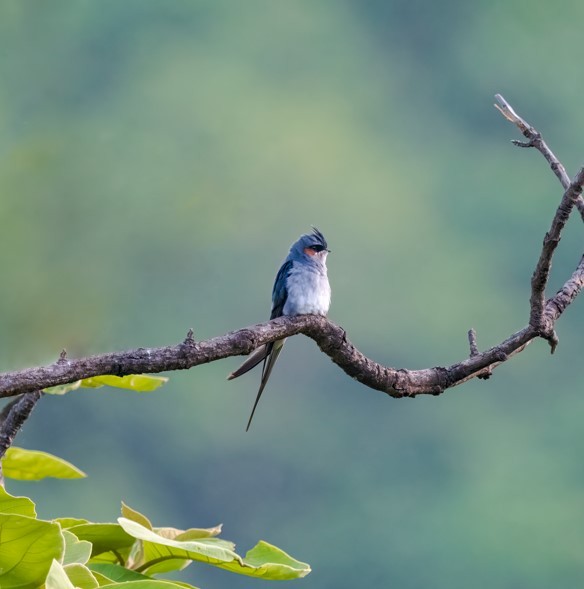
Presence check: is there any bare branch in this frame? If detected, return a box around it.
[0,96,579,409]
[0,270,577,402]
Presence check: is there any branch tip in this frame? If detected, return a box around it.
[546,330,559,354]
[467,328,479,357]
[511,139,533,148]
[494,94,521,125]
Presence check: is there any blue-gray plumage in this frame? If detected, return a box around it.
[228,227,331,430]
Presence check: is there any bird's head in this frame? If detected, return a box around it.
[291,227,330,263]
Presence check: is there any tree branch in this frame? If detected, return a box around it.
[0,96,580,408]
[0,391,43,485]
[495,94,584,349]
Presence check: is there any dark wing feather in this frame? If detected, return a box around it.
[270,259,293,319]
[227,345,270,380]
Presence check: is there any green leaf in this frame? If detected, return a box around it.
[64,563,100,589]
[0,515,65,588]
[46,560,75,589]
[117,517,310,580]
[63,529,93,565]
[229,540,311,580]
[89,566,201,589]
[166,583,200,589]
[174,524,223,541]
[80,374,168,392]
[2,447,86,480]
[88,563,151,583]
[55,516,90,528]
[92,570,118,586]
[119,517,234,575]
[121,503,153,530]
[44,380,82,395]
[69,522,135,557]
[45,375,168,396]
[89,550,134,566]
[99,582,193,589]
[0,485,36,516]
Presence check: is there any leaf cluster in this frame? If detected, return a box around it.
[0,375,310,588]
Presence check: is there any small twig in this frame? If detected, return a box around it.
[467,329,479,357]
[467,329,491,379]
[183,328,195,346]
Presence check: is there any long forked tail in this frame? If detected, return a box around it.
[246,339,285,431]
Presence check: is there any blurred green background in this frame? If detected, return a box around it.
[2,1,584,587]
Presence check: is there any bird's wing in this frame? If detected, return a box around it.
[270,259,293,319]
[227,259,292,381]
[246,338,285,431]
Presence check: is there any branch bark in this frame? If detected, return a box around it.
[0,96,581,409]
[0,391,42,486]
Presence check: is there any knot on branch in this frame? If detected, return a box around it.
[235,328,261,354]
[542,327,559,354]
[182,329,197,350]
[528,313,559,353]
[433,366,455,394]
[185,328,194,342]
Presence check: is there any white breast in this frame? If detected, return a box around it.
[283,264,331,316]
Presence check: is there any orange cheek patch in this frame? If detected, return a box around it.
[304,247,316,256]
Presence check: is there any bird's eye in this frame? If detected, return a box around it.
[311,244,325,252]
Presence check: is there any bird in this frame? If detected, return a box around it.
[228,227,331,431]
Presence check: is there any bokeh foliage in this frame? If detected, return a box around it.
[1,1,584,587]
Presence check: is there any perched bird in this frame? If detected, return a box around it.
[228,227,331,430]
